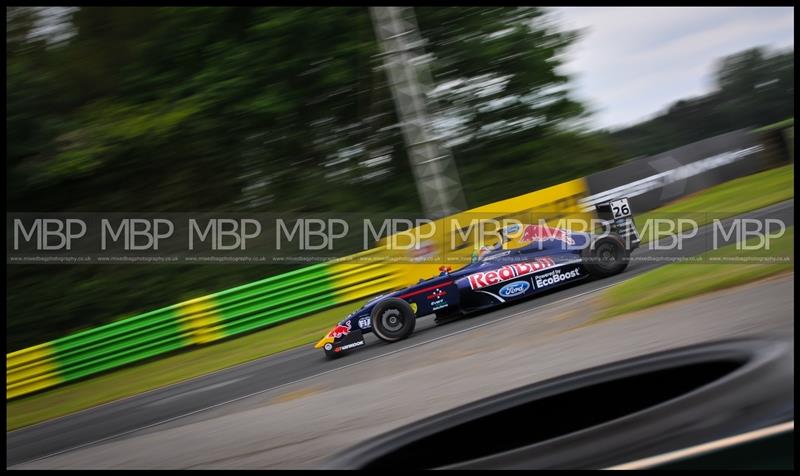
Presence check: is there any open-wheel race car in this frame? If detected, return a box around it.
[314,198,640,359]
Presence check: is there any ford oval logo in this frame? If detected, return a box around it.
[499,280,529,298]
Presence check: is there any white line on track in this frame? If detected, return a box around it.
[142,378,248,407]
[604,421,794,470]
[14,279,626,466]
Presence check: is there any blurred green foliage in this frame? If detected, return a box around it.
[7,7,608,349]
[7,7,602,214]
[608,47,794,158]
[5,7,794,350]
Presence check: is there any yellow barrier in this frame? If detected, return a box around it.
[6,343,63,400]
[176,296,226,345]
[328,177,592,292]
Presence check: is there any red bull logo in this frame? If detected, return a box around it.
[467,257,556,290]
[326,321,351,339]
[521,225,575,246]
[427,288,447,300]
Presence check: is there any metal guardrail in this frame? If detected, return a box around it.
[6,250,407,399]
[7,343,63,400]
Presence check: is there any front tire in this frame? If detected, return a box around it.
[581,233,629,278]
[371,298,416,343]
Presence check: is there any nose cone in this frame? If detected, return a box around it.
[315,321,351,348]
[314,334,334,349]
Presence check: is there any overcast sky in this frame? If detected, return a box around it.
[551,7,794,130]
[28,7,794,132]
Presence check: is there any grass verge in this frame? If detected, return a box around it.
[755,117,793,132]
[7,298,369,431]
[634,163,794,244]
[595,227,794,320]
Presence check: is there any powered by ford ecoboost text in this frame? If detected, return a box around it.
[315,198,639,359]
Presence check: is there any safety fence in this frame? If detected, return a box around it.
[6,250,404,399]
[7,126,792,399]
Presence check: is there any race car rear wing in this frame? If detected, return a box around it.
[594,197,640,250]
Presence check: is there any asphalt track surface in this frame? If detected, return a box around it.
[6,200,795,468]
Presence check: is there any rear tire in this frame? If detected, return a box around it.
[371,298,416,343]
[581,233,629,278]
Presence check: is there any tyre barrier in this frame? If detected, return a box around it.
[323,338,794,469]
